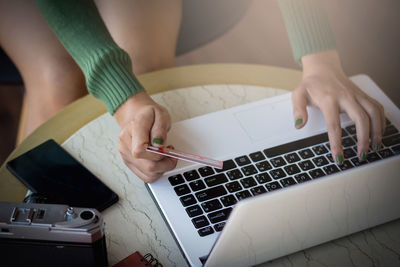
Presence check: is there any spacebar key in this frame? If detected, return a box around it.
[196,186,227,202]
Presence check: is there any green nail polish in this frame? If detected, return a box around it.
[295,118,303,127]
[336,155,343,165]
[361,152,367,161]
[374,143,381,151]
[153,137,164,145]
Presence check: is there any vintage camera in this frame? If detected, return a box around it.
[0,202,107,266]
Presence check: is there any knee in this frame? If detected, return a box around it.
[39,57,86,104]
[130,52,175,75]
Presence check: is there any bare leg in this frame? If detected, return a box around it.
[94,0,183,75]
[0,0,86,139]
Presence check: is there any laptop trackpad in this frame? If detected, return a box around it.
[234,99,294,142]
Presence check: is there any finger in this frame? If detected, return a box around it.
[123,156,178,183]
[119,122,164,161]
[291,85,309,129]
[319,98,344,165]
[130,108,166,161]
[150,106,171,147]
[341,98,370,160]
[356,95,383,151]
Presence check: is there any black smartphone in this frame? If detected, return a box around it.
[6,139,118,211]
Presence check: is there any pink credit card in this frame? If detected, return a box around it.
[146,145,223,169]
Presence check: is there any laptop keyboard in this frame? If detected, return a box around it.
[168,121,400,237]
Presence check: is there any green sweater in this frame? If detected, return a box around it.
[35,0,336,115]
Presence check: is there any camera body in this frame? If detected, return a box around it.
[0,202,108,266]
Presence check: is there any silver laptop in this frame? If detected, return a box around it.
[146,74,400,266]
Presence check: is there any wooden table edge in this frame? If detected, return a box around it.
[0,63,301,201]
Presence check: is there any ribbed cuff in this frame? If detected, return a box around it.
[279,0,337,65]
[84,48,145,114]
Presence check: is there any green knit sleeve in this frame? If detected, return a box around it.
[278,0,337,65]
[35,0,144,114]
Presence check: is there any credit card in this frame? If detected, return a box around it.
[146,145,223,169]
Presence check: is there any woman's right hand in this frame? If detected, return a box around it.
[113,92,177,183]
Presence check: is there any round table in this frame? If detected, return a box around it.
[1,64,399,267]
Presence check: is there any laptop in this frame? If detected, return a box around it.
[146,74,400,266]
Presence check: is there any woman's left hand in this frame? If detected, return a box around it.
[292,50,385,165]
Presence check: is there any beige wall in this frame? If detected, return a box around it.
[176,0,400,107]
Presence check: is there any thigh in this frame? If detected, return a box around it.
[94,0,182,74]
[0,0,85,96]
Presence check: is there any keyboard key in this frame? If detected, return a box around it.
[298,160,315,171]
[264,132,329,158]
[379,149,394,158]
[265,181,282,191]
[270,157,286,167]
[226,169,243,180]
[235,155,251,166]
[270,168,286,179]
[341,128,349,137]
[343,148,356,159]
[216,159,236,173]
[214,222,226,232]
[169,174,185,186]
[255,160,272,172]
[220,195,237,207]
[367,152,381,162]
[280,177,297,187]
[240,177,257,188]
[174,184,191,196]
[251,186,267,196]
[180,194,197,207]
[345,125,356,135]
[225,181,242,193]
[294,173,311,183]
[208,208,233,223]
[241,165,258,176]
[205,173,228,187]
[249,151,266,162]
[383,125,398,137]
[184,170,200,181]
[255,172,272,184]
[198,166,215,177]
[339,160,354,171]
[298,149,314,159]
[189,180,206,191]
[323,164,340,175]
[201,199,223,213]
[351,157,368,166]
[236,190,252,200]
[284,164,301,175]
[198,226,214,237]
[196,186,227,202]
[342,137,356,148]
[186,205,203,217]
[313,156,329,167]
[326,154,334,163]
[192,216,209,228]
[392,145,400,155]
[285,153,301,163]
[383,134,400,147]
[309,168,325,179]
[312,145,328,155]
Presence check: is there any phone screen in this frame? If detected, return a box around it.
[6,140,118,211]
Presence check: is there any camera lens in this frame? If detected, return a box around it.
[80,210,95,220]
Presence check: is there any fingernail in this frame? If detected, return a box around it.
[336,154,343,165]
[360,151,367,161]
[295,118,303,128]
[152,137,164,145]
[374,143,381,151]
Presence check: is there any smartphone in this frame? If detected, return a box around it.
[6,139,118,211]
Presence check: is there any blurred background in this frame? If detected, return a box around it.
[1,0,399,165]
